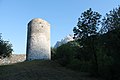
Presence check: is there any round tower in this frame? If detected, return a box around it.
[26,18,51,60]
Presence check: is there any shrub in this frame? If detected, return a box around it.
[55,41,79,66]
[0,34,13,58]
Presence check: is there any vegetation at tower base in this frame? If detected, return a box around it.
[53,6,120,80]
[55,41,80,66]
[0,34,13,58]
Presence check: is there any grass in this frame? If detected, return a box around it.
[0,60,102,80]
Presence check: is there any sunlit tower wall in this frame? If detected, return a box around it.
[26,18,51,60]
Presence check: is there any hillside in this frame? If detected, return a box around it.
[0,54,26,65]
[0,60,102,80]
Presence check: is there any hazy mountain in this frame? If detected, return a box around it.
[54,34,74,48]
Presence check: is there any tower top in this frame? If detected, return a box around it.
[28,18,50,27]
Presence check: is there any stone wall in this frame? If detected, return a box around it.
[0,54,26,65]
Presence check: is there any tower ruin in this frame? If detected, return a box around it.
[26,18,51,60]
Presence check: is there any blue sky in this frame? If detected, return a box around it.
[0,0,119,54]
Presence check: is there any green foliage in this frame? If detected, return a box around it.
[73,8,101,39]
[55,41,79,66]
[73,8,102,75]
[97,6,120,79]
[67,59,92,72]
[95,29,120,79]
[0,34,13,58]
[54,6,120,80]
[100,6,120,33]
[56,43,74,66]
[67,59,81,71]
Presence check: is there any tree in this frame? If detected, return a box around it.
[0,34,13,58]
[73,8,101,39]
[100,6,120,34]
[73,8,101,74]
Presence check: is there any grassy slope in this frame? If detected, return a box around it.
[0,60,101,80]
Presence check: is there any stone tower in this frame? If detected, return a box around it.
[26,18,51,60]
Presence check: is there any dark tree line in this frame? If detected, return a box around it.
[52,6,120,80]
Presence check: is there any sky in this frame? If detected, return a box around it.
[0,0,120,54]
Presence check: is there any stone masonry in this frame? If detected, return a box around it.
[26,18,51,60]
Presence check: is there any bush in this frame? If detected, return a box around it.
[96,29,120,79]
[55,41,79,66]
[67,59,91,72]
[67,59,81,71]
[0,34,13,58]
[56,44,74,66]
